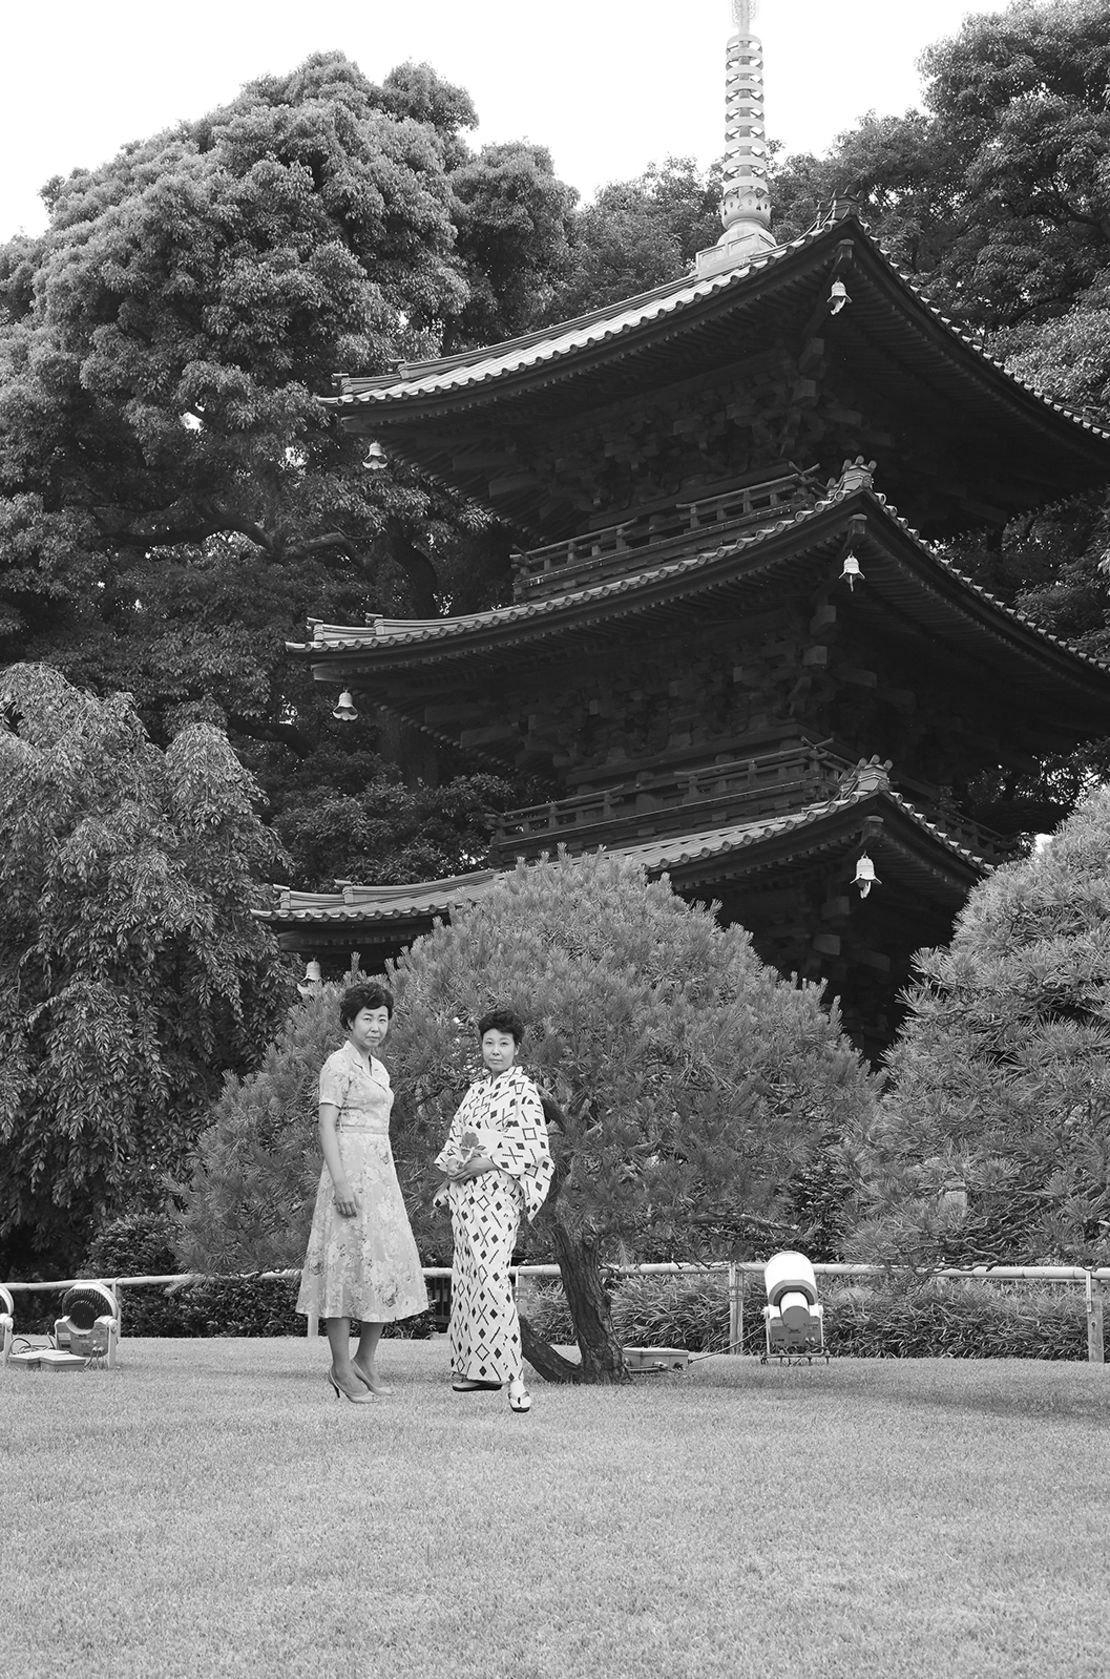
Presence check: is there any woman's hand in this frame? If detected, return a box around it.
[454,1154,495,1180]
[333,1181,360,1217]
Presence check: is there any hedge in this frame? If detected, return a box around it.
[518,1272,1098,1361]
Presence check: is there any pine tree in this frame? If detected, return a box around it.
[846,785,1110,1269]
[385,852,875,1383]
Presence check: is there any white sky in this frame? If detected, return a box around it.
[2,0,1015,241]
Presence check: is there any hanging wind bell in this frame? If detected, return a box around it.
[839,550,864,590]
[332,690,358,721]
[298,959,323,997]
[853,853,880,898]
[828,278,851,315]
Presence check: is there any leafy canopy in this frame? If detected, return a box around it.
[0,663,291,1271]
[845,784,1110,1270]
[386,852,876,1259]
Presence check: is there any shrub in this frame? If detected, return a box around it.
[523,1272,1096,1361]
[847,784,1110,1269]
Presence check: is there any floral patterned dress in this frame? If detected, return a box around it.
[296,1043,428,1323]
[434,1065,553,1383]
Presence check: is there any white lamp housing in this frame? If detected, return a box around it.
[55,1283,121,1368]
[0,1283,13,1364]
[762,1250,824,1359]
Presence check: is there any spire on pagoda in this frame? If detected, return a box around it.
[696,0,778,277]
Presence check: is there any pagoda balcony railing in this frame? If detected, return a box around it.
[492,744,854,861]
[512,468,825,601]
[492,745,1019,866]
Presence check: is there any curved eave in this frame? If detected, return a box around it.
[642,786,986,909]
[257,784,985,943]
[289,487,1110,733]
[329,217,1110,501]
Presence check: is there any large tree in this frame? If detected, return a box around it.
[385,852,876,1383]
[549,157,721,319]
[844,785,1110,1271]
[0,664,291,1274]
[0,53,576,889]
[772,0,1110,334]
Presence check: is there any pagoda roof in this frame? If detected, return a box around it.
[289,478,1110,744]
[327,216,1110,528]
[259,777,986,948]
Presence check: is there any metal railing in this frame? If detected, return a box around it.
[5,1260,1107,1362]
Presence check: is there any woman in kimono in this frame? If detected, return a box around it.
[434,1007,553,1413]
[296,982,428,1402]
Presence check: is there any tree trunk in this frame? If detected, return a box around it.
[518,1314,582,1384]
[519,1209,629,1385]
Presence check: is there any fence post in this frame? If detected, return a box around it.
[1086,1273,1104,1364]
[307,1308,319,1341]
[728,1264,744,1355]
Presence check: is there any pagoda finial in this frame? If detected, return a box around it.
[696,0,777,277]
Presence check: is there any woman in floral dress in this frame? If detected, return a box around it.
[434,1007,553,1413]
[297,982,428,1402]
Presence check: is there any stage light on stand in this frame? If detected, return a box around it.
[0,1285,13,1364]
[55,1283,121,1368]
[762,1250,826,1364]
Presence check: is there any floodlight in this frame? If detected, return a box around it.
[55,1283,121,1367]
[0,1284,13,1363]
[762,1250,826,1363]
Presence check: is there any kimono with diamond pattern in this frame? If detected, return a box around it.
[435,1065,553,1383]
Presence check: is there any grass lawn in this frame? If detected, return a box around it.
[4,1337,1109,1679]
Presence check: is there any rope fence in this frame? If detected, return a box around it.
[5,1260,1108,1362]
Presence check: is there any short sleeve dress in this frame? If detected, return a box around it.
[295,1042,429,1323]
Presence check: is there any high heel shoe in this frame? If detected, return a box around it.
[507,1377,532,1414]
[327,1368,375,1404]
[352,1365,393,1397]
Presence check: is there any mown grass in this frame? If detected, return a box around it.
[5,1338,1109,1679]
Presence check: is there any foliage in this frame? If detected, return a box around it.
[773,0,1110,335]
[175,980,344,1274]
[175,974,450,1280]
[0,664,290,1273]
[844,785,1110,1270]
[384,851,876,1379]
[0,52,571,890]
[445,141,577,349]
[524,1271,1096,1361]
[551,158,721,318]
[270,764,535,891]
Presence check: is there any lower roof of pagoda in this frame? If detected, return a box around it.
[258,780,987,949]
[288,480,1110,738]
[326,216,1110,535]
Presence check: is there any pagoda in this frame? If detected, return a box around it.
[270,1,1110,1054]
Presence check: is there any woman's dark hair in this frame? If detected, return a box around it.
[340,982,394,1027]
[477,1007,525,1046]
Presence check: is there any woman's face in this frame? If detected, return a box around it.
[349,1006,390,1055]
[481,1029,517,1075]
